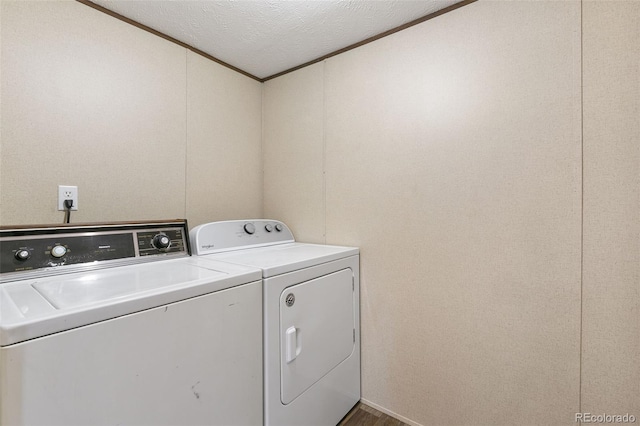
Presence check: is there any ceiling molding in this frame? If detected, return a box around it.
[76,0,262,82]
[75,0,476,83]
[262,0,477,82]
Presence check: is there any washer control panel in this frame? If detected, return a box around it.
[190,219,294,255]
[1,220,189,280]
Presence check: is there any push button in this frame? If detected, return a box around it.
[51,245,67,258]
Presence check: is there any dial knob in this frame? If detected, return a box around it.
[265,224,273,232]
[14,249,30,261]
[152,234,171,250]
[51,245,67,258]
[244,223,256,235]
[275,224,283,232]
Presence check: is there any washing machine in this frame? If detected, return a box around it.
[0,220,263,425]
[190,219,360,426]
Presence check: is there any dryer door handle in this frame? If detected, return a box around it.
[285,326,300,363]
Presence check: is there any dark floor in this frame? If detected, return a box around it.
[339,402,410,426]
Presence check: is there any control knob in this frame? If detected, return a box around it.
[152,234,171,251]
[51,245,67,258]
[265,224,273,232]
[275,224,283,232]
[244,223,256,235]
[14,249,31,261]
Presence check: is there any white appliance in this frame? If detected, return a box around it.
[190,220,360,426]
[0,220,263,425]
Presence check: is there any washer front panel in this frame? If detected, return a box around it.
[0,281,263,425]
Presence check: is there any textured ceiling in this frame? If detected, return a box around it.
[90,0,460,79]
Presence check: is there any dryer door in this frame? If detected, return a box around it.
[279,268,355,405]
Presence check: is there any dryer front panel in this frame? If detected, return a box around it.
[279,268,354,404]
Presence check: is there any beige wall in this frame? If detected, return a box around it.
[0,0,262,227]
[324,3,583,423]
[186,51,262,227]
[582,0,639,418]
[263,0,633,424]
[263,62,326,243]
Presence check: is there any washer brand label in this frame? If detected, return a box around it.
[201,244,215,249]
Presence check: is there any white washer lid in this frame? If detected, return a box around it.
[0,257,261,346]
[205,242,359,277]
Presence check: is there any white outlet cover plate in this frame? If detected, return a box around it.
[58,185,78,211]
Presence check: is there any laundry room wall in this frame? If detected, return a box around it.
[263,0,636,424]
[186,51,262,228]
[263,63,326,244]
[582,0,640,417]
[0,0,262,227]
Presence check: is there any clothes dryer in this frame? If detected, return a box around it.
[190,220,360,426]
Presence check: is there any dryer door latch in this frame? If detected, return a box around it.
[285,326,301,363]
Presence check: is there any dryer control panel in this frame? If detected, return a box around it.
[190,220,294,255]
[0,220,190,281]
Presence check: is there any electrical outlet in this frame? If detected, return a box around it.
[58,185,78,211]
